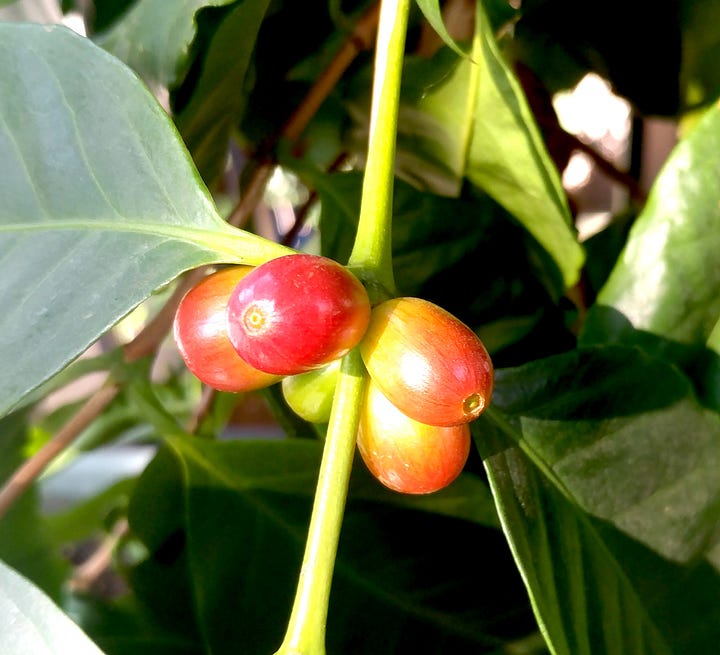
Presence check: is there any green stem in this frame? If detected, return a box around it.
[274,2,410,653]
[274,350,366,655]
[347,0,410,300]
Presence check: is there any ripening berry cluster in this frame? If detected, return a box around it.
[173,254,494,494]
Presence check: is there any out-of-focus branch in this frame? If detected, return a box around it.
[67,517,129,594]
[227,2,380,228]
[0,383,120,519]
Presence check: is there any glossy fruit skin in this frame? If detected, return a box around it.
[359,297,493,427]
[357,379,470,494]
[226,254,371,376]
[173,267,281,392]
[281,359,340,424]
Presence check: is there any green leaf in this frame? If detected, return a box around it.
[477,346,720,654]
[96,0,237,91]
[481,439,673,655]
[128,437,534,654]
[0,412,68,601]
[311,169,573,361]
[64,594,203,655]
[0,558,107,655]
[174,0,272,184]
[582,104,720,351]
[0,24,289,418]
[416,2,583,291]
[680,0,720,109]
[413,0,467,57]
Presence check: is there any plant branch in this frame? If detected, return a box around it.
[68,517,129,594]
[347,0,410,299]
[274,350,366,655]
[0,382,119,520]
[275,3,410,652]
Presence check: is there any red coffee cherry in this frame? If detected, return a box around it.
[357,379,470,494]
[359,297,493,427]
[173,267,281,392]
[226,254,371,376]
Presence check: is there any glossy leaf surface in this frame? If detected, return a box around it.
[582,105,720,351]
[476,345,720,654]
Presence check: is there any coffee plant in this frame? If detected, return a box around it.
[1,1,720,654]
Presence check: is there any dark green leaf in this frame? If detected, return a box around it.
[0,24,289,417]
[477,345,720,653]
[174,0,272,184]
[680,0,720,109]
[96,0,236,91]
[127,437,533,654]
[0,412,68,601]
[64,594,203,655]
[0,559,107,655]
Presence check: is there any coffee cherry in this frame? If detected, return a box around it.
[357,379,470,494]
[359,297,493,427]
[281,359,340,424]
[226,254,371,376]
[173,267,281,392]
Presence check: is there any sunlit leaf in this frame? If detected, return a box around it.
[582,104,720,350]
[415,2,583,292]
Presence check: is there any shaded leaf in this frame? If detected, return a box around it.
[0,24,289,417]
[96,0,236,91]
[680,0,720,109]
[0,412,68,600]
[127,437,533,655]
[64,594,203,655]
[513,0,681,115]
[476,345,720,653]
[0,559,106,655]
[174,0,272,184]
